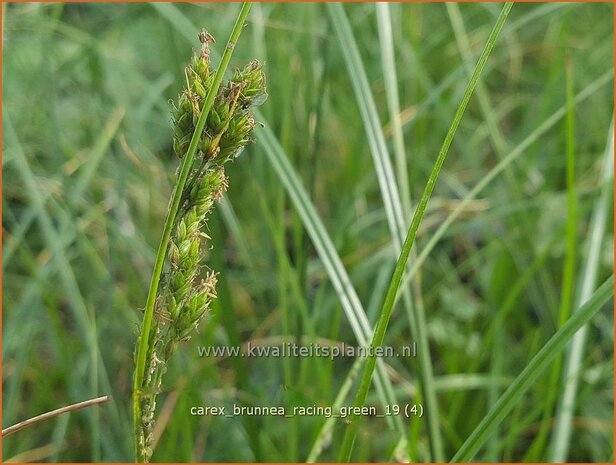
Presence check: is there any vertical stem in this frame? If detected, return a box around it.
[524,55,578,461]
[550,118,614,461]
[376,3,411,215]
[132,3,252,461]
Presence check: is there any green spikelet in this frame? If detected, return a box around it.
[135,28,266,462]
[171,32,266,163]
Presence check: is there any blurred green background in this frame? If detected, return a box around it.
[2,2,614,462]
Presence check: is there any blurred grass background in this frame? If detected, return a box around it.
[2,2,614,462]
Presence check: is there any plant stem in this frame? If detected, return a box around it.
[524,55,577,461]
[337,3,513,461]
[2,395,111,437]
[132,4,252,461]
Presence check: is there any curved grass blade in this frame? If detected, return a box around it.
[327,4,442,458]
[336,3,514,461]
[452,276,614,461]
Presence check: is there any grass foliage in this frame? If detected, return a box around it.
[3,2,614,462]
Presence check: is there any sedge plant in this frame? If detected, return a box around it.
[132,4,266,461]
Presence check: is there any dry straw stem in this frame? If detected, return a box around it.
[2,396,111,437]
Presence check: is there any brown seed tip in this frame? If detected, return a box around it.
[199,30,215,45]
[202,272,219,299]
[228,80,247,102]
[212,174,229,201]
[198,30,215,61]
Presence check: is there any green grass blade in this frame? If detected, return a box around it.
[328,4,443,458]
[452,276,614,461]
[326,3,405,247]
[549,118,614,460]
[524,57,579,461]
[376,3,411,214]
[256,115,407,441]
[560,62,578,330]
[337,3,514,461]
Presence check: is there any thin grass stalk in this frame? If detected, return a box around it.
[132,4,252,461]
[337,3,514,461]
[452,276,614,461]
[2,396,111,437]
[376,3,411,215]
[327,4,438,458]
[524,58,578,461]
[549,117,614,461]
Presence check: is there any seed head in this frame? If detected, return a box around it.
[138,29,267,463]
[232,60,268,107]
